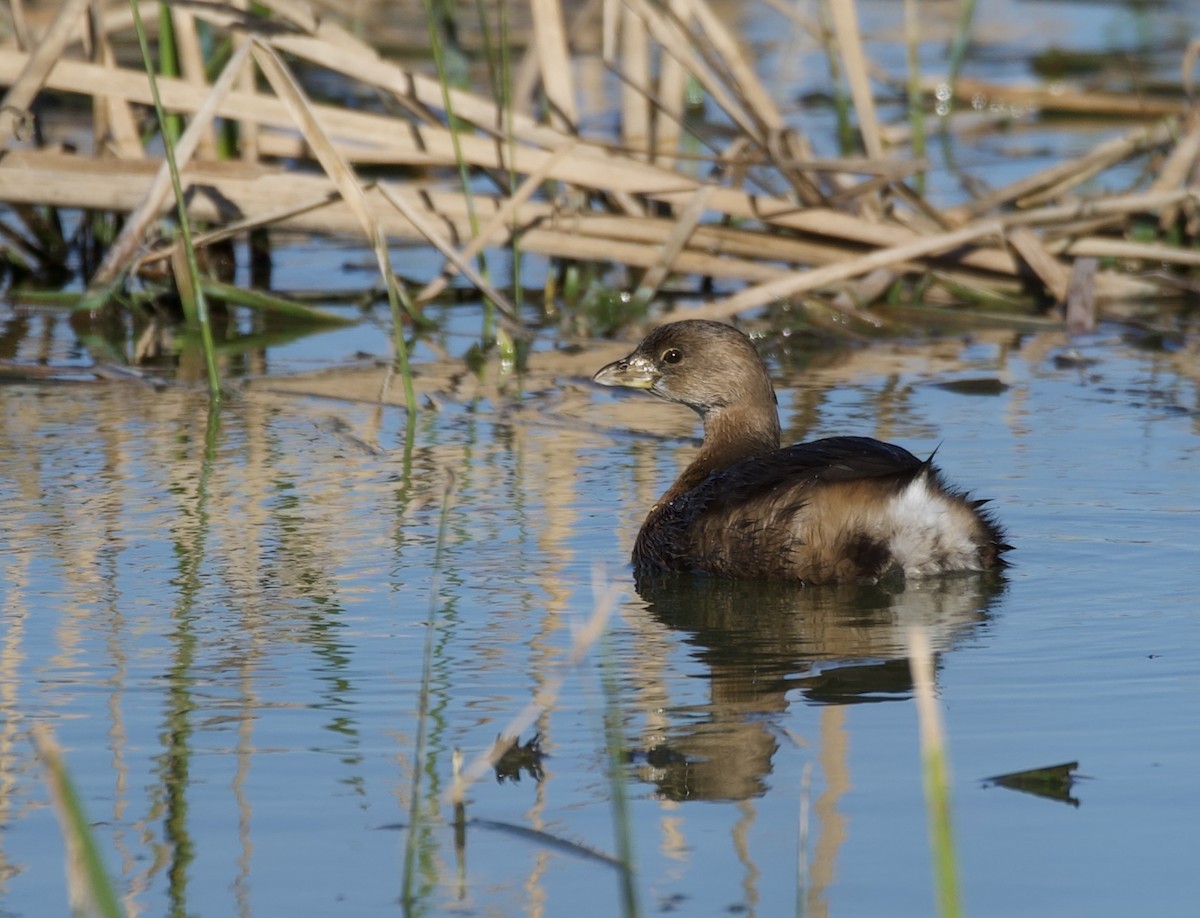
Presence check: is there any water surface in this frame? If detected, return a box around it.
[1,317,1197,916]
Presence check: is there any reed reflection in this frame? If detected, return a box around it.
[629,573,1006,802]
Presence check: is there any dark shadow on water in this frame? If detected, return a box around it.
[628,572,1007,801]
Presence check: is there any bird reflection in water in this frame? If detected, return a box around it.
[626,572,1006,802]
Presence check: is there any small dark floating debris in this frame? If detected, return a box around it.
[1051,350,1099,370]
[983,761,1082,807]
[492,732,546,784]
[929,377,1010,396]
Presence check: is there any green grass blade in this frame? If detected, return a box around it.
[421,0,496,345]
[31,726,127,918]
[198,279,357,325]
[947,0,978,92]
[129,0,221,400]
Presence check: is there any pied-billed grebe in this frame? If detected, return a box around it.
[593,320,1009,583]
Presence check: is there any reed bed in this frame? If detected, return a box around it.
[0,0,1197,351]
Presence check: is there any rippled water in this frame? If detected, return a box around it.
[4,0,1199,912]
[1,317,1197,916]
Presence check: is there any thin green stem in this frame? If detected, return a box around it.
[499,0,523,342]
[156,3,183,143]
[904,0,926,194]
[422,0,496,345]
[129,0,221,399]
[947,0,978,93]
[817,0,855,156]
[373,238,418,414]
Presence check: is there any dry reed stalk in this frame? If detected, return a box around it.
[998,188,1197,229]
[248,39,396,264]
[879,108,1017,147]
[416,140,579,303]
[169,6,218,159]
[521,225,786,282]
[530,0,577,132]
[651,0,691,169]
[632,183,714,303]
[691,219,1005,320]
[827,0,882,160]
[88,39,254,288]
[12,4,562,159]
[0,40,1115,293]
[615,1,652,158]
[0,0,90,146]
[8,0,32,50]
[1,0,1194,324]
[1,147,1163,300]
[670,188,1022,277]
[1005,227,1071,303]
[888,180,954,232]
[232,22,260,162]
[683,0,786,132]
[1185,39,1200,97]
[1148,113,1200,229]
[929,75,1181,119]
[948,118,1181,220]
[132,188,345,272]
[90,15,144,159]
[0,49,696,196]
[377,183,523,330]
[621,0,763,147]
[1039,215,1130,242]
[1049,236,1200,267]
[781,154,925,178]
[906,627,962,918]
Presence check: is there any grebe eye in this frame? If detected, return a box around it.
[662,348,683,365]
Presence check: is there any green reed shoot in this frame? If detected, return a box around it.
[155,3,183,143]
[129,0,221,399]
[422,0,498,347]
[497,1,524,334]
[904,0,927,194]
[373,238,419,416]
[816,0,856,156]
[946,0,978,94]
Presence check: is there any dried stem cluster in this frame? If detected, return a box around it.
[0,0,1197,325]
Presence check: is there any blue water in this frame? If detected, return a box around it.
[0,314,1197,916]
[3,0,1199,912]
